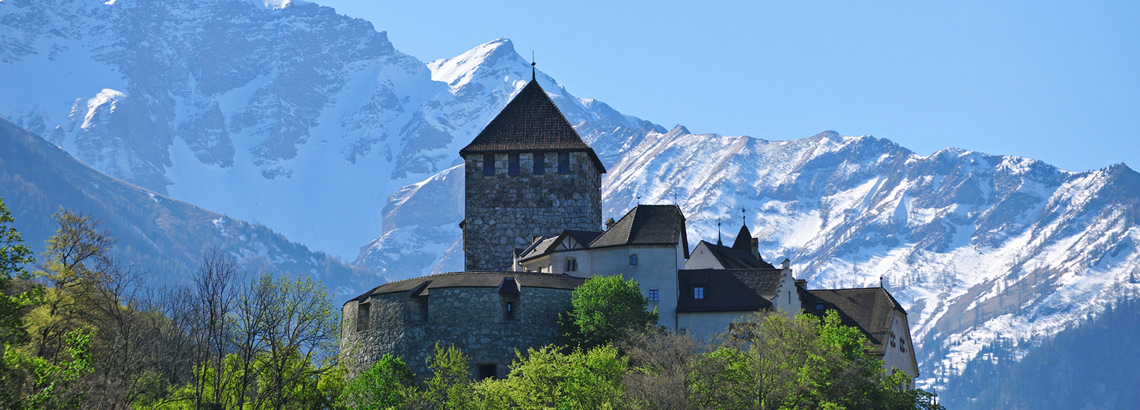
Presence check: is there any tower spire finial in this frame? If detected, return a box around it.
[717,218,722,246]
[531,51,536,82]
[742,207,746,225]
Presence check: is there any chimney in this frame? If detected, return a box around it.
[781,258,791,270]
[605,217,616,230]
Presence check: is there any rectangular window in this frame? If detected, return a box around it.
[533,152,545,174]
[693,286,705,300]
[415,297,428,323]
[483,154,494,176]
[508,153,520,176]
[504,301,516,321]
[648,289,659,302]
[564,258,577,272]
[477,364,498,379]
[629,254,638,266]
[558,152,570,174]
[356,303,370,332]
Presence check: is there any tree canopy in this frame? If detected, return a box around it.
[560,275,658,349]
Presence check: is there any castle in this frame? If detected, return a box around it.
[340,73,919,383]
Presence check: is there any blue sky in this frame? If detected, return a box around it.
[316,1,1138,172]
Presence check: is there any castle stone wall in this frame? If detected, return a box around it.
[341,285,574,380]
[464,151,602,271]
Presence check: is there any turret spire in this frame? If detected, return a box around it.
[531,51,536,82]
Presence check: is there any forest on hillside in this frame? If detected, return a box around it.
[1,198,940,409]
[942,295,1140,409]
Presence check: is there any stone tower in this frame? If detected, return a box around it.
[459,77,605,271]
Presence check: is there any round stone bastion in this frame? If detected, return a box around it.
[339,271,585,380]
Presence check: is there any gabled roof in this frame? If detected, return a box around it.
[676,268,784,312]
[590,204,689,257]
[459,79,605,171]
[563,230,602,248]
[802,288,907,356]
[695,240,775,269]
[517,230,602,262]
[731,224,753,252]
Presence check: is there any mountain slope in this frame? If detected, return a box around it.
[373,123,1140,391]
[599,128,1140,389]
[0,0,658,259]
[0,116,372,295]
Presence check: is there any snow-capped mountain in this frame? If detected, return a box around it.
[0,0,657,261]
[3,0,1138,396]
[378,124,1140,389]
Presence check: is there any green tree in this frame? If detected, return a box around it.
[473,344,628,409]
[689,310,940,410]
[338,354,414,410]
[0,197,35,349]
[560,275,658,349]
[415,343,473,410]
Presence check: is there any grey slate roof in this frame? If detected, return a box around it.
[563,230,602,248]
[802,288,907,356]
[351,271,586,303]
[697,240,775,269]
[459,79,605,171]
[589,205,689,257]
[731,224,753,252]
[676,268,784,312]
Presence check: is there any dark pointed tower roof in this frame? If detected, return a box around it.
[459,79,605,172]
[731,224,753,252]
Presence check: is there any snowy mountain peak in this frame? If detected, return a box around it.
[428,38,527,90]
[666,124,691,137]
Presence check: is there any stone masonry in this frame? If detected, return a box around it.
[340,272,582,379]
[463,151,602,271]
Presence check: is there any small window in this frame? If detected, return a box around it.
[482,154,494,176]
[477,364,498,379]
[504,301,516,321]
[533,152,545,174]
[558,152,570,174]
[815,302,824,311]
[693,287,705,300]
[564,258,578,272]
[629,254,638,266]
[648,289,659,302]
[356,303,370,332]
[508,153,520,176]
[415,298,429,323]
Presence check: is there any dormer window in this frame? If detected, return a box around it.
[483,154,494,176]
